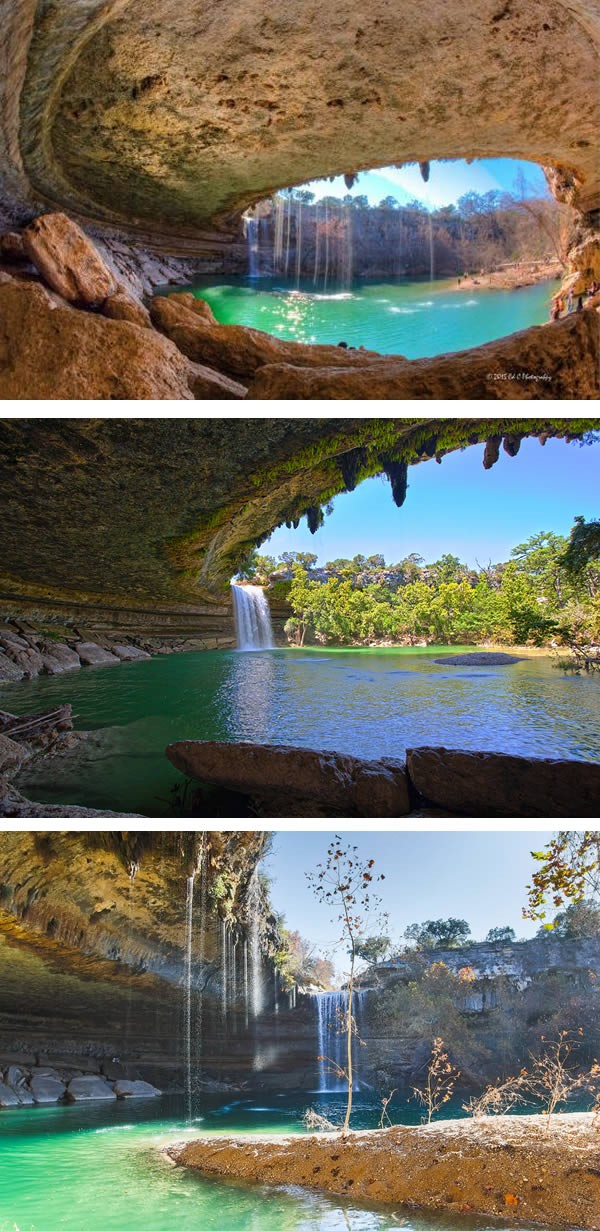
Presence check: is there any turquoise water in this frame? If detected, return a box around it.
[186,276,554,357]
[2,647,599,816]
[0,1096,561,1231]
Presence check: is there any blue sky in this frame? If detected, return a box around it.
[264,831,555,974]
[265,436,600,569]
[306,158,550,209]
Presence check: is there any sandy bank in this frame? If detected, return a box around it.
[451,262,561,292]
[166,1113,600,1228]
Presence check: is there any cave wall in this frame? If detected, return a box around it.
[0,831,305,1088]
[1,418,596,634]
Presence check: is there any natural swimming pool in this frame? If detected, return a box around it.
[3,647,598,816]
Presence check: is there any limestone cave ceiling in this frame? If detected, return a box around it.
[0,418,596,612]
[2,1,599,239]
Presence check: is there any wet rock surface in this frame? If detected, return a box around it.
[433,652,524,665]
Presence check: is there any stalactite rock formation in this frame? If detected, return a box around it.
[0,418,596,631]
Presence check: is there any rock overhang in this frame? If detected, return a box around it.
[3,1,599,239]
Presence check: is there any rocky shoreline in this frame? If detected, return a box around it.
[451,261,562,293]
[166,1113,600,1229]
[0,1065,161,1109]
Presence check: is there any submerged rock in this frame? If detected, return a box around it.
[21,212,117,305]
[433,652,524,665]
[166,740,411,817]
[406,746,600,818]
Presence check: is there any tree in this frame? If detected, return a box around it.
[353,935,391,964]
[543,899,600,939]
[278,550,318,570]
[525,832,600,922]
[486,926,516,944]
[411,1037,460,1123]
[511,531,569,608]
[307,837,385,1135]
[404,918,471,949]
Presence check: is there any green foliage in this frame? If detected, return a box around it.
[354,935,391,964]
[486,926,517,944]
[405,918,471,949]
[542,899,600,939]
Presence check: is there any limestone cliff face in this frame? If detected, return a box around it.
[0,418,596,632]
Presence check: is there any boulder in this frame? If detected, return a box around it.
[188,361,247,400]
[0,280,197,399]
[101,287,151,328]
[150,293,383,380]
[75,641,121,666]
[166,740,411,817]
[247,312,600,401]
[110,644,152,661]
[0,653,24,682]
[0,232,26,262]
[66,1076,117,1102]
[40,642,82,674]
[433,653,524,666]
[166,292,218,323]
[113,1079,161,1098]
[29,1075,66,1104]
[21,212,117,304]
[406,746,600,818]
[0,733,26,777]
[5,1065,24,1087]
[0,637,44,677]
[0,1080,21,1107]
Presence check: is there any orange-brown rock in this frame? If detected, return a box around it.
[101,287,151,328]
[166,739,411,816]
[0,280,196,399]
[150,293,384,379]
[406,746,600,817]
[188,362,247,399]
[167,1114,600,1230]
[166,292,218,324]
[21,212,117,305]
[248,312,600,400]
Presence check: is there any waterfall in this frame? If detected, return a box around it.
[273,195,284,272]
[313,201,321,286]
[247,867,264,1017]
[285,195,292,275]
[243,939,249,1029]
[295,199,303,288]
[323,199,330,291]
[195,847,207,1070]
[244,214,260,278]
[221,918,228,1027]
[183,873,195,1117]
[313,989,370,1092]
[342,202,353,288]
[428,212,435,282]
[231,583,274,650]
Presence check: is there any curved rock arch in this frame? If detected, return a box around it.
[3,1,599,237]
[0,419,596,620]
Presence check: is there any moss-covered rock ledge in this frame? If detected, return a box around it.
[166,1114,600,1229]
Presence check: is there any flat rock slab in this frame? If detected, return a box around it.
[111,644,152,661]
[75,641,120,666]
[67,1076,116,1102]
[407,746,600,818]
[166,740,410,817]
[113,1080,161,1098]
[22,212,117,304]
[433,653,524,666]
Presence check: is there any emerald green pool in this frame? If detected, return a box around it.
[0,1096,561,1231]
[2,647,599,816]
[184,276,554,357]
